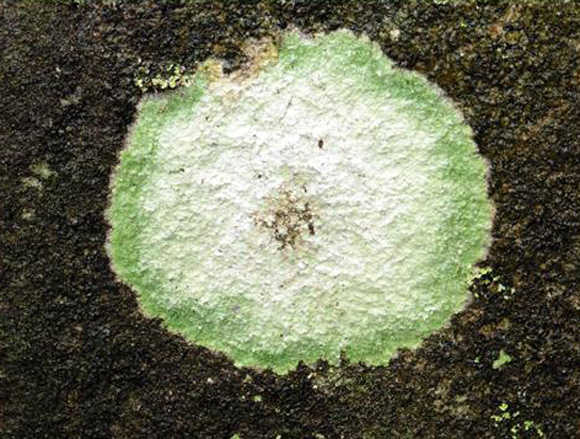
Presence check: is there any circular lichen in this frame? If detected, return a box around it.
[107,30,493,374]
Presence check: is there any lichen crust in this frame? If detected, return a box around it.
[107,30,493,374]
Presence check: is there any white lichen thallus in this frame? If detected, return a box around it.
[107,30,493,374]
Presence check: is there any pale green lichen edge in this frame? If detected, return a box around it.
[107,30,492,374]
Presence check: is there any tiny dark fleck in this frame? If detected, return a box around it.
[318,139,324,148]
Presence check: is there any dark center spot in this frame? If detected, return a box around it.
[253,188,316,251]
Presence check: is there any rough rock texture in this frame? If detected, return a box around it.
[1,1,579,438]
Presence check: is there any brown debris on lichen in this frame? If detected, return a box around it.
[252,187,316,251]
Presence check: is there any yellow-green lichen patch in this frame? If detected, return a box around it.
[492,349,513,369]
[491,403,545,438]
[107,30,493,374]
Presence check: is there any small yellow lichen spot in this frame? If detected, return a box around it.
[197,59,224,83]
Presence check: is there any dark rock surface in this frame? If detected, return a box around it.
[1,1,578,438]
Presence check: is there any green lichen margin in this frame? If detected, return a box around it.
[107,30,493,374]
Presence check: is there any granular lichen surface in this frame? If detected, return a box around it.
[2,1,579,438]
[108,31,492,373]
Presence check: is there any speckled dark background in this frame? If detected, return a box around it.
[1,1,579,438]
